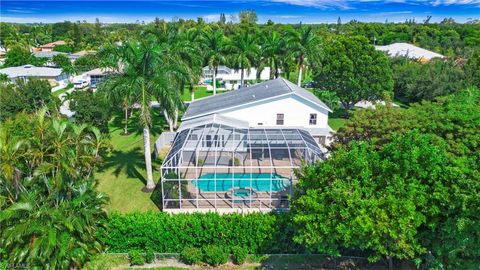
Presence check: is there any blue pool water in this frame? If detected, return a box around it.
[192,173,290,192]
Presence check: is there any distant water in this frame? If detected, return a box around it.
[1,1,478,24]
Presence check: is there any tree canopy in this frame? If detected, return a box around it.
[312,35,393,109]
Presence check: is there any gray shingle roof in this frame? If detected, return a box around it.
[183,78,331,120]
[0,65,62,79]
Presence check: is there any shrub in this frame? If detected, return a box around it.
[231,246,248,265]
[203,245,229,266]
[98,212,299,254]
[128,250,144,266]
[145,249,154,263]
[180,247,202,265]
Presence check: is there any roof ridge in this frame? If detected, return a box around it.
[279,77,295,93]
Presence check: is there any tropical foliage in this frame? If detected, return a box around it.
[0,78,57,121]
[0,110,110,269]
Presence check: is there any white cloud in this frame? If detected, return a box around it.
[270,0,352,9]
[272,0,480,7]
[431,0,480,6]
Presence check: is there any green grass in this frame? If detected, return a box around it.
[182,86,228,102]
[52,82,73,97]
[328,118,346,131]
[95,110,167,213]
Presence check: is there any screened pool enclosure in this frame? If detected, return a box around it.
[161,117,326,212]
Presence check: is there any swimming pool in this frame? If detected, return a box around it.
[192,173,291,192]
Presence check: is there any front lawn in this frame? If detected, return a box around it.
[96,109,167,213]
[182,85,228,101]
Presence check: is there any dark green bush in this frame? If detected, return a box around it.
[145,249,154,263]
[231,246,248,265]
[180,247,202,265]
[98,212,298,254]
[203,245,228,266]
[128,250,144,266]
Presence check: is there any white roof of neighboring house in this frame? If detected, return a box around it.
[0,65,62,79]
[354,100,400,109]
[202,66,271,81]
[33,51,66,59]
[375,43,444,60]
[222,67,271,81]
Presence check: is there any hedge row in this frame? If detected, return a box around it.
[98,212,299,254]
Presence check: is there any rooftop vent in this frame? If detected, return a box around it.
[24,65,33,68]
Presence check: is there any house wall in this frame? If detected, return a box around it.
[220,94,329,129]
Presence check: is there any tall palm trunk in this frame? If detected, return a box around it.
[163,109,174,132]
[123,101,129,135]
[174,109,179,129]
[141,82,154,190]
[190,84,195,101]
[297,56,304,86]
[143,127,155,190]
[240,65,245,87]
[213,67,217,95]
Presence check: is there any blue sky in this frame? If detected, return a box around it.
[1,0,479,23]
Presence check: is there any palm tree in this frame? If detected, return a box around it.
[260,30,285,79]
[228,31,259,87]
[98,75,137,135]
[101,37,186,190]
[202,29,227,95]
[180,27,204,101]
[286,26,320,86]
[1,110,110,269]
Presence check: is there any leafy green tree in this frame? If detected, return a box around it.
[3,45,34,67]
[465,49,480,88]
[286,26,320,86]
[0,78,56,121]
[313,35,393,110]
[52,53,70,68]
[292,131,475,269]
[312,90,341,112]
[68,90,111,133]
[333,105,419,149]
[335,87,480,157]
[74,54,100,73]
[52,44,74,53]
[391,57,465,102]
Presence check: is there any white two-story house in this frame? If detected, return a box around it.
[183,77,333,145]
[160,78,333,213]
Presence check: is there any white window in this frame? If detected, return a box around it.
[276,114,284,125]
[309,113,317,125]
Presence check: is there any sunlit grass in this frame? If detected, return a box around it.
[96,109,166,213]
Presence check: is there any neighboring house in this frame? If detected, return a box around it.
[68,50,96,62]
[83,68,114,89]
[0,46,6,65]
[375,43,444,63]
[202,65,272,90]
[0,65,68,85]
[38,40,67,52]
[160,78,332,213]
[32,51,67,67]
